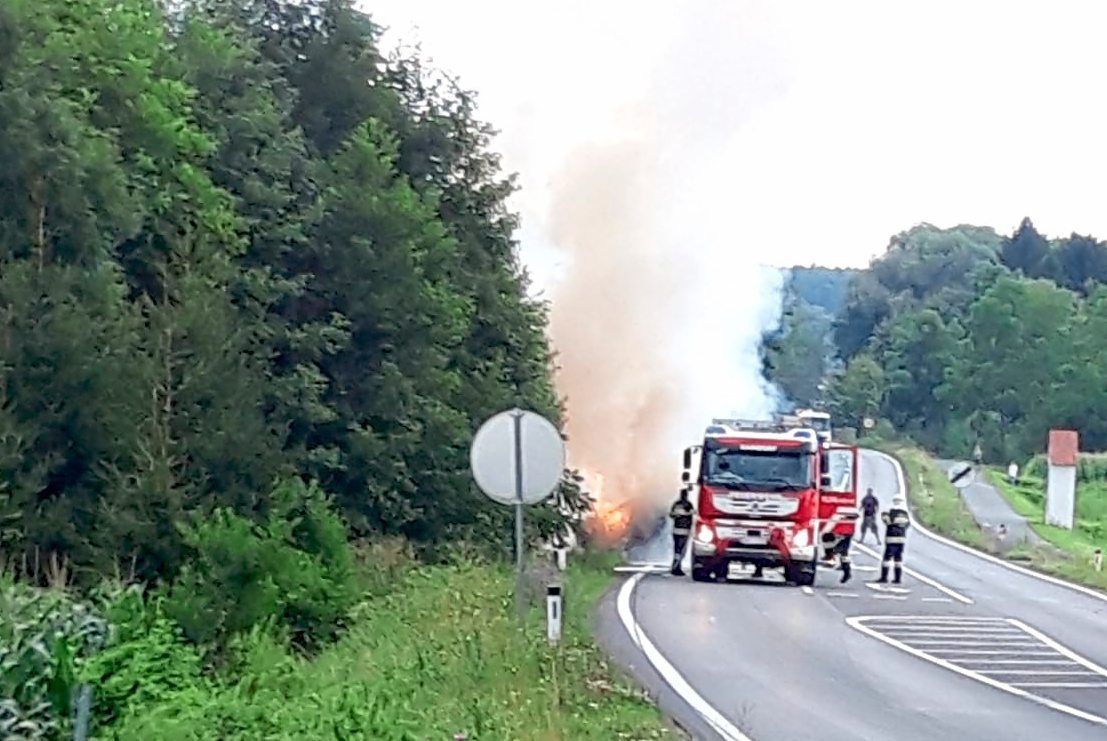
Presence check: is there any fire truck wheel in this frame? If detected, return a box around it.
[786,559,817,587]
[691,557,714,582]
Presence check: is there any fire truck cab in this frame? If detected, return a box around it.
[681,420,858,586]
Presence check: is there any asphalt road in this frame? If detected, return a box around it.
[596,449,1107,741]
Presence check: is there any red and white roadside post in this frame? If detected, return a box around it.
[1045,429,1078,530]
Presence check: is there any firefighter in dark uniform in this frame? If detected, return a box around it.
[825,533,853,583]
[669,489,694,576]
[875,494,911,584]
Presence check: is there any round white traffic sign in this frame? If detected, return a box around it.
[470,409,565,505]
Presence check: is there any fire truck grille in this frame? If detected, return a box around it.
[712,493,799,517]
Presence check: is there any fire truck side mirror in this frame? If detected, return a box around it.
[682,448,692,470]
[681,471,690,483]
[820,474,831,488]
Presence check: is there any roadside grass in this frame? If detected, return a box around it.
[857,437,1107,594]
[99,551,671,740]
[986,471,1107,591]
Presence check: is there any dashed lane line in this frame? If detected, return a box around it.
[854,541,973,604]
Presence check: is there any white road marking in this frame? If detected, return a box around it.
[849,615,1107,727]
[863,615,1005,621]
[614,565,670,573]
[931,650,1058,656]
[827,591,859,598]
[854,541,974,604]
[1012,682,1107,689]
[873,594,907,600]
[853,565,878,572]
[801,586,814,595]
[871,450,1107,607]
[921,597,953,603]
[981,670,1099,676]
[617,573,752,741]
[885,632,1025,639]
[881,625,1022,633]
[960,659,1080,665]
[1009,619,1107,679]
[906,640,1041,647]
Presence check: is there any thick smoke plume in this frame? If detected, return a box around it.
[548,130,785,527]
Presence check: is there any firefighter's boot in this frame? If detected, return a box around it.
[840,558,852,584]
[893,565,902,584]
[876,564,889,583]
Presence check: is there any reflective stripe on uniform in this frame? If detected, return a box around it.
[885,536,906,544]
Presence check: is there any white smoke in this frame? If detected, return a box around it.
[547,129,787,514]
[544,6,794,515]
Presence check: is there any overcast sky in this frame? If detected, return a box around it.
[362,1,1107,497]
[367,0,1107,291]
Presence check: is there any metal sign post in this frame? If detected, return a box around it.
[470,408,565,625]
[513,410,526,622]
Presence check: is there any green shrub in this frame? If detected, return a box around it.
[81,587,208,730]
[164,478,357,650]
[0,579,108,740]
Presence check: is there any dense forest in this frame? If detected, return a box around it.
[0,2,619,737]
[774,219,1107,462]
[0,0,587,587]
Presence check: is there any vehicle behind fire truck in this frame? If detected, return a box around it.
[776,409,833,444]
[681,419,858,585]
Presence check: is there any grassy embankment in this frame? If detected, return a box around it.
[5,550,672,740]
[862,438,1107,592]
[985,469,1107,590]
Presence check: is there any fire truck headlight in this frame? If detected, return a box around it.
[695,524,714,544]
[792,528,810,549]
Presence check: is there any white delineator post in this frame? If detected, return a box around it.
[1045,429,1078,530]
[546,585,563,645]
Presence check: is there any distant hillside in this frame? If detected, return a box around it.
[786,267,859,316]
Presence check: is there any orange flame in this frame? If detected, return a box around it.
[581,469,633,544]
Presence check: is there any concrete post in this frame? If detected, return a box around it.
[1045,429,1078,530]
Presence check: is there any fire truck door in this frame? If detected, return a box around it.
[819,446,859,548]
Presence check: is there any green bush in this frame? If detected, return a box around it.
[81,587,208,731]
[164,479,357,650]
[0,579,108,739]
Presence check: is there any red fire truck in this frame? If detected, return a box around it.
[680,419,859,585]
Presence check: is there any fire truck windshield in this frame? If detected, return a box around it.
[802,417,830,432]
[702,444,812,491]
